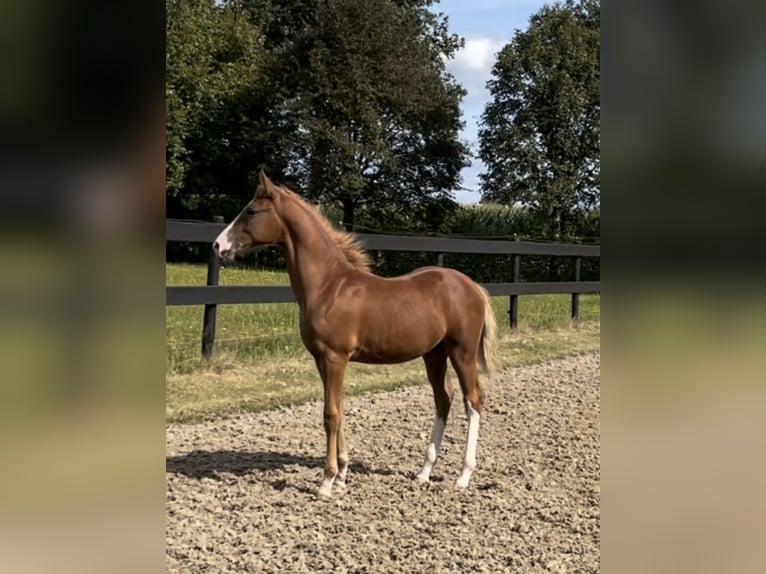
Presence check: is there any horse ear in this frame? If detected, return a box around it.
[256,169,276,199]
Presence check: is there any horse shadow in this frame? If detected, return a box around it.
[166,449,401,483]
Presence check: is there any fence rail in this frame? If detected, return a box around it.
[166,220,600,257]
[167,281,601,306]
[166,218,600,358]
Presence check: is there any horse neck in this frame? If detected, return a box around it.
[279,199,347,309]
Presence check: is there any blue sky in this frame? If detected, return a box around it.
[432,0,549,204]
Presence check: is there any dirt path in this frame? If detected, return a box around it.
[166,352,600,573]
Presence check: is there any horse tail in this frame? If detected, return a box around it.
[477,286,498,377]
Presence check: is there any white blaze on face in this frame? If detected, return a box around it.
[213,203,250,258]
[214,220,235,255]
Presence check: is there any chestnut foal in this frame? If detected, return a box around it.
[214,172,497,497]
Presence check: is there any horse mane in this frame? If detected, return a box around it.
[266,184,372,272]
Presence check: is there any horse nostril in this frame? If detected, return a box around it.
[213,241,219,253]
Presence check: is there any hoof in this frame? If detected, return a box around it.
[415,473,430,484]
[317,483,334,498]
[333,480,347,494]
[455,476,470,489]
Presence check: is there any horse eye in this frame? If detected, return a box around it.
[246,208,256,216]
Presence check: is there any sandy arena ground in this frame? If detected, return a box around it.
[167,352,600,573]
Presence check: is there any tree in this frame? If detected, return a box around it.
[166,0,265,218]
[478,0,599,241]
[233,0,470,230]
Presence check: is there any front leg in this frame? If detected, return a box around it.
[315,355,348,498]
[335,419,349,489]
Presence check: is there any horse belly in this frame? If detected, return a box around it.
[351,309,444,364]
[350,347,426,364]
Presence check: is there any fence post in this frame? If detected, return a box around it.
[509,236,520,329]
[436,252,444,267]
[571,256,582,322]
[201,215,224,359]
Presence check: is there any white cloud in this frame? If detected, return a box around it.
[446,36,505,130]
[443,37,507,203]
[432,1,549,203]
[450,37,503,76]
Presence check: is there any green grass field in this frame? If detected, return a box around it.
[166,263,600,375]
[166,263,599,422]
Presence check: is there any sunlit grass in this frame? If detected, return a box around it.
[166,264,600,375]
[166,263,599,421]
[167,323,600,423]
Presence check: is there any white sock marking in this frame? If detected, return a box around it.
[456,400,480,488]
[417,415,446,482]
[318,477,334,498]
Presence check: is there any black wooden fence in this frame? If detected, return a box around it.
[166,218,600,358]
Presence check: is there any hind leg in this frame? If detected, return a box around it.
[416,343,455,483]
[447,342,485,488]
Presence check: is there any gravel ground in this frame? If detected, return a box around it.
[166,352,600,573]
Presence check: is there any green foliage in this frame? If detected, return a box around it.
[298,0,469,230]
[441,203,599,282]
[182,0,471,230]
[165,0,601,275]
[444,203,536,237]
[166,0,265,218]
[479,0,600,240]
[355,202,599,281]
